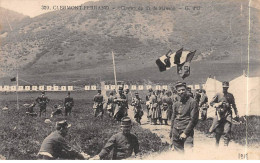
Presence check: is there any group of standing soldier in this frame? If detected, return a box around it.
[25,91,74,118]
[93,86,144,124]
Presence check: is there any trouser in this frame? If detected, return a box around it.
[161,119,168,125]
[215,120,232,146]
[39,106,47,117]
[171,127,194,152]
[65,107,72,116]
[94,107,104,118]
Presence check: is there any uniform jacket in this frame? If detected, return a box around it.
[36,96,50,107]
[39,131,83,160]
[170,96,199,136]
[210,92,238,122]
[64,97,74,108]
[99,132,139,160]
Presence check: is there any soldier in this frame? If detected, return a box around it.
[38,120,90,160]
[209,81,239,146]
[194,89,201,104]
[199,89,209,120]
[113,87,128,122]
[91,117,140,160]
[169,81,199,152]
[162,90,173,125]
[107,91,115,117]
[25,101,37,117]
[36,91,50,117]
[51,105,63,118]
[93,89,104,118]
[187,87,194,98]
[171,89,179,103]
[131,92,144,124]
[149,91,161,125]
[64,92,74,116]
[161,103,169,125]
[145,88,153,121]
[124,88,130,116]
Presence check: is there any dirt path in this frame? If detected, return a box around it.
[128,106,259,160]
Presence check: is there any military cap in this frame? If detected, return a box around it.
[97,89,101,92]
[56,120,71,129]
[175,81,186,89]
[198,89,202,93]
[120,117,132,127]
[68,92,71,95]
[148,88,153,92]
[135,92,139,95]
[187,87,191,91]
[41,91,45,94]
[109,91,114,95]
[119,86,123,90]
[54,105,58,108]
[222,81,229,87]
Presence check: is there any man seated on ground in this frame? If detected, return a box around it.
[25,102,37,117]
[91,117,140,160]
[38,120,90,160]
[51,105,63,118]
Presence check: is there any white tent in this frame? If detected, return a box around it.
[229,75,260,116]
[203,77,222,118]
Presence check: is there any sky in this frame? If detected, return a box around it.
[0,0,99,17]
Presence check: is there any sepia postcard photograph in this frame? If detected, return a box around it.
[0,0,259,160]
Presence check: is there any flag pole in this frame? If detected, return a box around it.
[112,51,118,93]
[6,15,19,109]
[16,69,19,110]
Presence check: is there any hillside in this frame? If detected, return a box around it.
[0,0,259,84]
[0,7,30,33]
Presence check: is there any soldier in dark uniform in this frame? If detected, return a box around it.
[36,91,50,117]
[131,92,144,124]
[113,87,127,122]
[91,117,140,160]
[64,92,74,116]
[107,91,115,117]
[38,120,90,160]
[93,89,104,118]
[209,81,239,146]
[169,81,199,152]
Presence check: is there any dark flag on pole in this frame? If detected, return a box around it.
[156,49,196,79]
[10,77,16,82]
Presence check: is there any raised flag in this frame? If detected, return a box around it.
[176,51,196,79]
[156,48,196,79]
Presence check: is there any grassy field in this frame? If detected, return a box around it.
[0,91,168,160]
